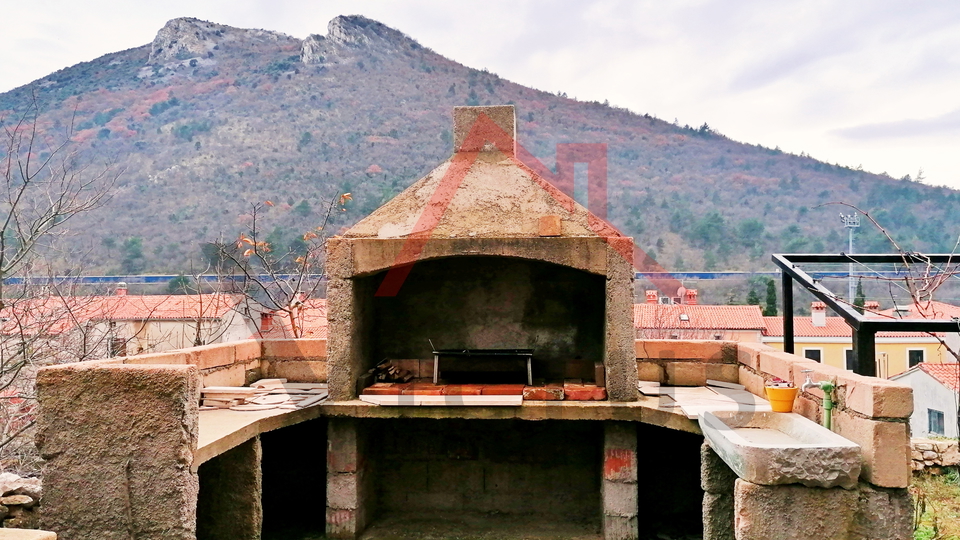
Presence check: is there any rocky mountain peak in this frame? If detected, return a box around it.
[148,17,291,64]
[301,15,423,64]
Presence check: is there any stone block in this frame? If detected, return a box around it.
[703,492,734,540]
[736,342,770,370]
[605,422,637,454]
[326,508,358,539]
[37,363,201,539]
[327,473,360,510]
[201,363,247,387]
[759,350,814,384]
[701,443,736,494]
[665,361,706,386]
[538,215,562,237]
[842,376,913,419]
[601,481,638,517]
[793,394,822,424]
[636,361,663,383]
[261,338,327,359]
[263,360,327,382]
[453,105,515,154]
[635,340,732,362]
[123,351,190,365]
[738,366,766,398]
[850,482,912,540]
[705,363,739,384]
[188,343,237,369]
[233,339,261,362]
[733,479,858,540]
[327,419,359,474]
[604,448,637,483]
[602,515,638,540]
[833,410,910,488]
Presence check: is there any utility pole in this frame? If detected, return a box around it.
[840,212,860,302]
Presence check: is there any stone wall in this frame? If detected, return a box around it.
[375,419,600,521]
[911,437,960,473]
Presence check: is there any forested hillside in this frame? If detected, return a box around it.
[2,15,957,275]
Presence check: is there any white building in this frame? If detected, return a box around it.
[891,363,959,439]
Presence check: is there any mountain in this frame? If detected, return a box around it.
[2,15,958,277]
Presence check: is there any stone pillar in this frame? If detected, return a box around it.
[701,443,736,540]
[36,363,201,540]
[604,240,639,402]
[196,437,262,540]
[602,422,638,540]
[327,418,373,539]
[851,482,912,540]
[733,479,858,540]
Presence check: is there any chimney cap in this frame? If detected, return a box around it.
[453,105,516,155]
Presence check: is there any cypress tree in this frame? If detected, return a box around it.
[764,279,778,316]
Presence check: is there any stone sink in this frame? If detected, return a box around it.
[699,410,861,489]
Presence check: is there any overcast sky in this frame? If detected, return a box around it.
[3,1,960,189]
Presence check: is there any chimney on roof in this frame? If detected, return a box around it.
[645,290,658,304]
[453,105,516,156]
[684,289,698,305]
[115,282,128,296]
[261,312,274,333]
[811,301,826,327]
[864,301,880,311]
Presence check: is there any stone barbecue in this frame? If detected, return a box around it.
[34,106,914,540]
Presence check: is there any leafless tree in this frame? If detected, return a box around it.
[0,98,120,464]
[216,194,347,338]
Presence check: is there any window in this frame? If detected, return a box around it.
[803,348,822,363]
[929,409,945,436]
[844,349,855,371]
[908,349,924,368]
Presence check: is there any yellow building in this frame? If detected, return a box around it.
[762,308,948,379]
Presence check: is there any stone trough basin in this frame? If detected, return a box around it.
[699,410,861,489]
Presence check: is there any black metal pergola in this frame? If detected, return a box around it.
[772,253,960,377]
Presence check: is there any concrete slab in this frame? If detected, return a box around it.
[195,405,325,468]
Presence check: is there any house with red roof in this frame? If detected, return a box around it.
[891,363,959,438]
[634,289,767,341]
[0,284,264,361]
[762,302,949,378]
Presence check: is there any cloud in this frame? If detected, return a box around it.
[833,109,960,140]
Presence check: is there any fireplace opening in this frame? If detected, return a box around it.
[367,418,601,535]
[360,256,605,387]
[637,423,704,538]
[261,418,327,539]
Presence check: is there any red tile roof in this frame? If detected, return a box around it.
[875,300,960,321]
[0,294,245,336]
[918,363,960,392]
[252,299,327,339]
[633,304,766,330]
[763,316,937,338]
